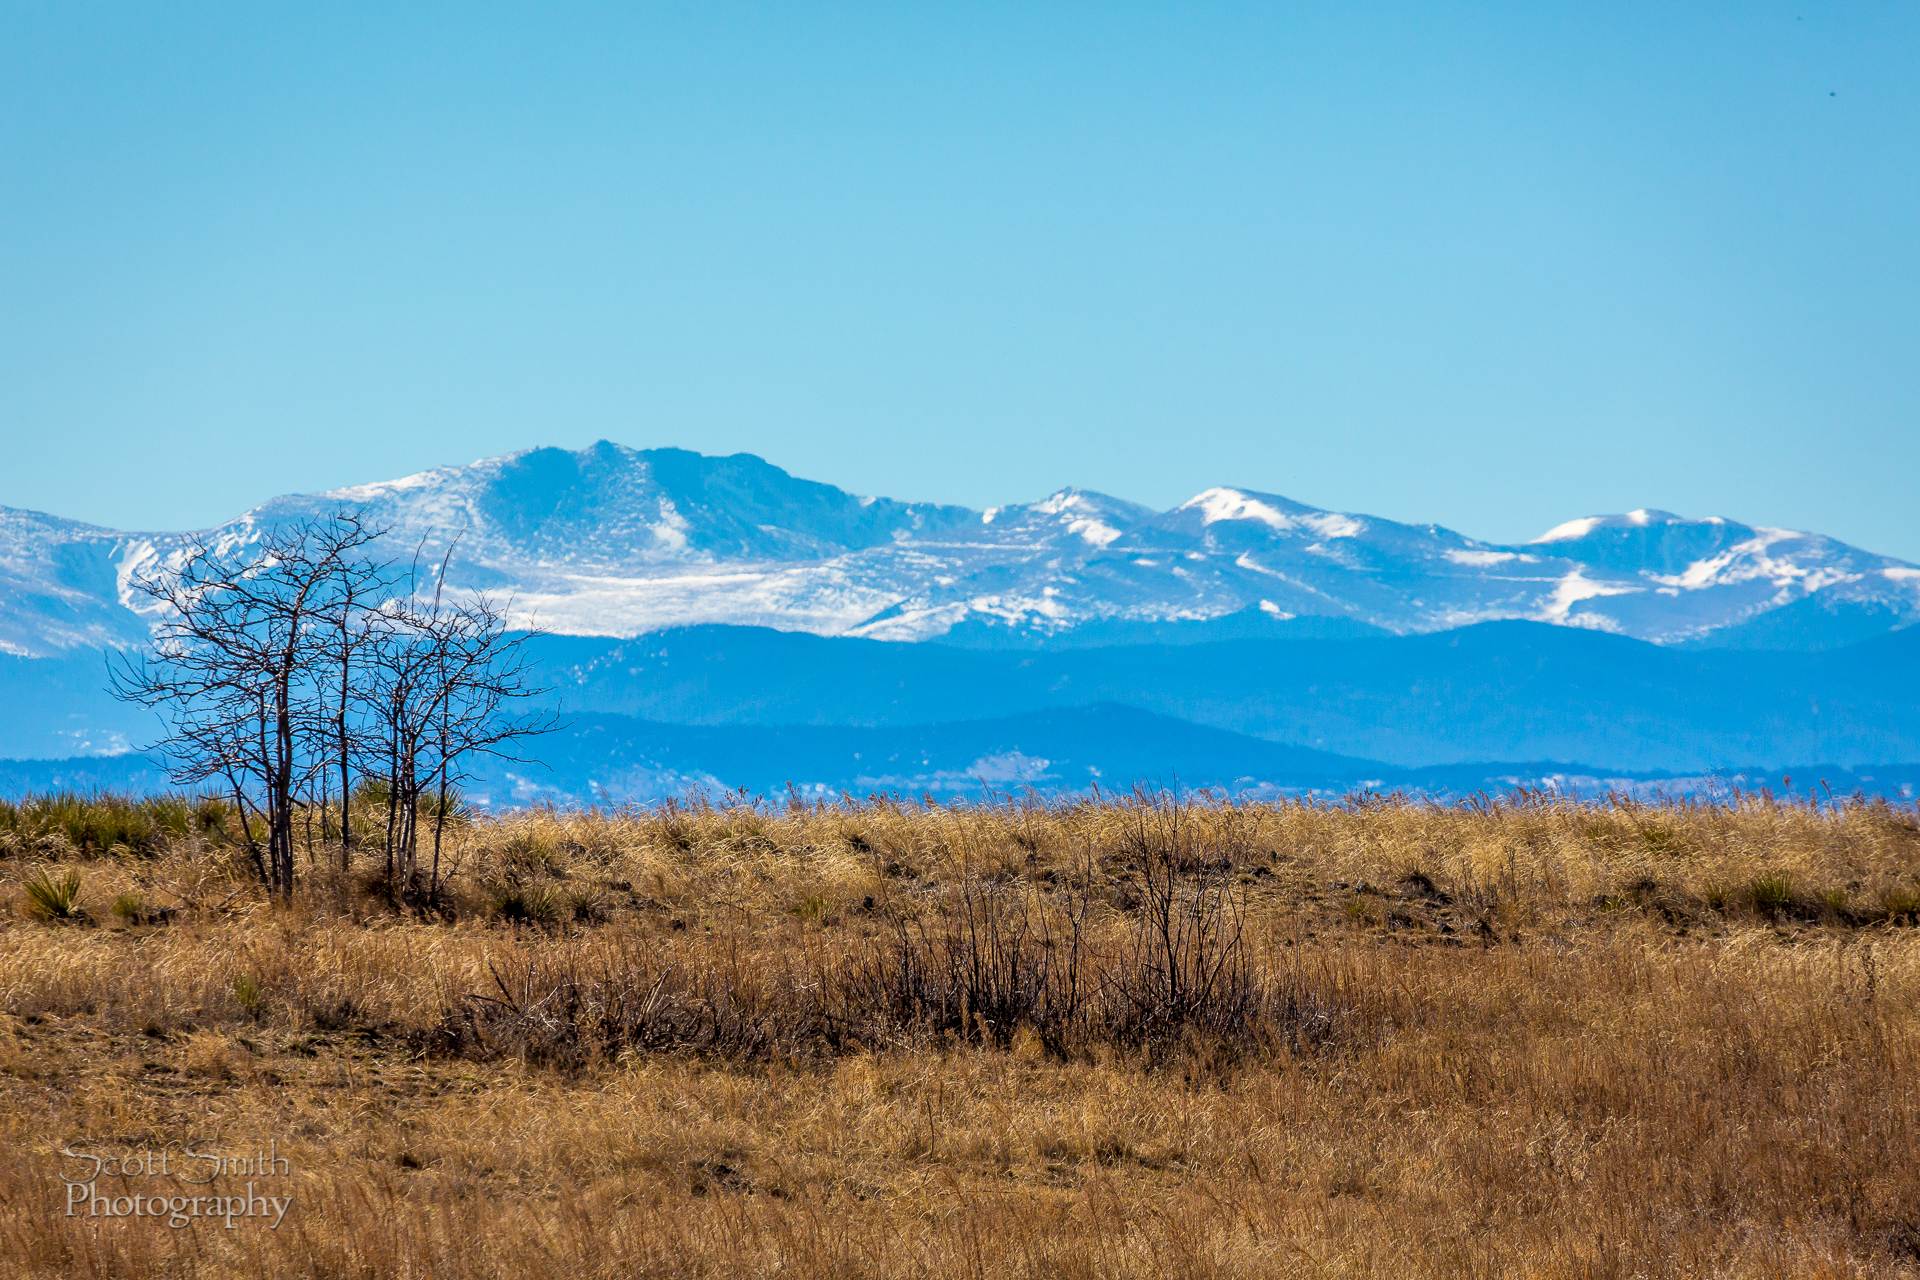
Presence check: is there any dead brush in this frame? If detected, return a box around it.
[845,868,1360,1065]
[429,838,1371,1072]
[1101,801,1258,1055]
[429,943,853,1070]
[844,870,1094,1057]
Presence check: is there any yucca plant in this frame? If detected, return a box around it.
[565,886,611,925]
[22,867,85,922]
[492,882,564,929]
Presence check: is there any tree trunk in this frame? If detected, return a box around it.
[273,666,297,899]
[338,613,353,874]
[430,768,450,904]
[384,724,400,887]
[230,780,269,890]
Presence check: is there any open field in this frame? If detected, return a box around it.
[1,792,1918,1278]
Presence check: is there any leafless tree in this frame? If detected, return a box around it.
[365,553,553,901]
[113,513,551,903]
[313,532,393,871]
[427,603,551,897]
[111,513,383,898]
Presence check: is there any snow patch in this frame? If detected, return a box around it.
[1446,548,1526,567]
[324,468,446,502]
[1653,529,1858,594]
[1304,512,1363,539]
[1067,518,1121,547]
[1537,569,1639,623]
[652,500,690,552]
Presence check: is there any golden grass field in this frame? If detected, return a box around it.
[1,791,1918,1278]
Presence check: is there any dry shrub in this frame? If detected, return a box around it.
[429,942,853,1070]
[434,802,1370,1073]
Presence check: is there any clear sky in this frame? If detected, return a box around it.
[3,3,1916,557]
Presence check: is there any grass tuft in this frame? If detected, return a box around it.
[21,866,85,922]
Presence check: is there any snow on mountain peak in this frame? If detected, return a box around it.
[2,446,1915,655]
[1032,489,1134,546]
[322,465,453,503]
[1533,516,1601,543]
[1032,488,1090,515]
[1530,508,1727,544]
[1177,488,1363,539]
[973,488,1151,550]
[1181,487,1291,528]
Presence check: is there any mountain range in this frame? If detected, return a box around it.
[1,442,1915,802]
[5,440,1919,658]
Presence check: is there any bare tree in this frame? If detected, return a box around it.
[346,544,553,902]
[426,596,551,899]
[313,527,392,872]
[365,601,429,889]
[364,562,553,901]
[112,513,382,898]
[113,514,550,904]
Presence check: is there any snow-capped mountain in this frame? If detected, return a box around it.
[2,441,1916,657]
[0,508,155,656]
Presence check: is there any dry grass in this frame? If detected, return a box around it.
[0,791,1918,1277]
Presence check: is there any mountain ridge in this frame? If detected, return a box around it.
[2,440,1916,658]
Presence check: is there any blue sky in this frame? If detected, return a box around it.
[3,3,1916,556]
